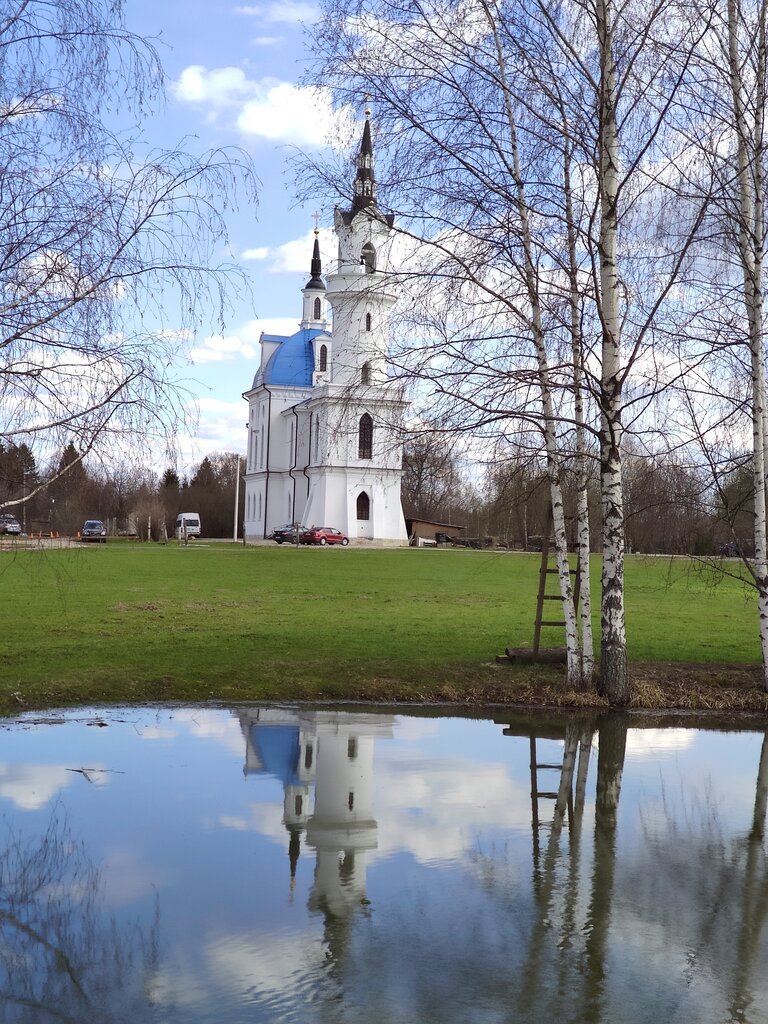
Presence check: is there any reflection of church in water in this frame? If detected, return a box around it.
[238,708,393,918]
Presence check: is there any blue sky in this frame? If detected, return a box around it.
[124,0,349,472]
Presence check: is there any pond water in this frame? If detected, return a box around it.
[1,705,767,1023]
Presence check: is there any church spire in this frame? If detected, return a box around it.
[304,226,325,291]
[301,223,329,330]
[351,99,378,215]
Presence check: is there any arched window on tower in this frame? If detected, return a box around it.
[319,344,327,372]
[358,413,373,459]
[356,491,370,521]
[361,361,371,385]
[365,312,372,331]
[313,297,321,320]
[361,243,376,273]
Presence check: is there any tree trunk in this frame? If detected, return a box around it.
[596,0,630,705]
[564,130,595,685]
[728,0,768,688]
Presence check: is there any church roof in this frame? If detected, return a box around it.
[253,327,326,389]
[244,724,301,784]
[304,231,326,292]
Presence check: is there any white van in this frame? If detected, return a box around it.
[175,512,201,540]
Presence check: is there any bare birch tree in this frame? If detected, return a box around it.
[0,0,255,485]
[306,0,598,687]
[664,0,768,687]
[306,0,709,701]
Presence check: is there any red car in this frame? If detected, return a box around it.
[302,526,349,546]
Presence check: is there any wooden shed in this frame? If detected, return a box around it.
[405,518,466,545]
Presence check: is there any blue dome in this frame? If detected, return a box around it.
[254,328,326,388]
[245,724,301,784]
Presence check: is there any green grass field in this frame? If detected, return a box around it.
[0,541,762,713]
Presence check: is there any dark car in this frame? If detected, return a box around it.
[81,519,107,543]
[270,523,306,544]
[302,526,349,546]
[0,513,21,535]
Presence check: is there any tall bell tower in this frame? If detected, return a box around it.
[301,106,408,543]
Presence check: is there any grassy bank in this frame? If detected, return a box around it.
[1,542,765,714]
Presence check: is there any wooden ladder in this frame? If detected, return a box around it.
[531,511,580,658]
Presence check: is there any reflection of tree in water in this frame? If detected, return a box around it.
[0,811,160,1024]
[518,719,768,1024]
[628,730,768,1024]
[331,717,768,1024]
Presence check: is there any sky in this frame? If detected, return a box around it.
[123,0,352,474]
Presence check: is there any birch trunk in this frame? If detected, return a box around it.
[482,0,584,685]
[563,133,595,685]
[727,0,768,687]
[595,0,629,705]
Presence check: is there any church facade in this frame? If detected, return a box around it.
[242,112,408,544]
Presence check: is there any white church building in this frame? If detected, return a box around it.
[243,112,408,544]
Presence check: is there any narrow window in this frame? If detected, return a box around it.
[361,361,371,385]
[313,296,321,320]
[361,242,376,273]
[258,492,262,518]
[304,744,313,770]
[356,491,370,521]
[295,794,303,816]
[358,413,373,459]
[314,415,319,461]
[347,737,358,759]
[319,344,327,372]
[260,426,265,468]
[365,312,372,331]
[348,791,355,811]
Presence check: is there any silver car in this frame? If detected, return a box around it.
[0,512,21,535]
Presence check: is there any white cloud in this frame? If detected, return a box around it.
[173,65,255,107]
[187,315,314,365]
[0,762,109,809]
[236,82,348,146]
[235,1,319,23]
[0,763,73,810]
[189,332,257,365]
[173,66,351,148]
[250,35,282,46]
[241,246,269,260]
[174,709,246,757]
[248,316,302,335]
[624,728,696,757]
[267,228,336,274]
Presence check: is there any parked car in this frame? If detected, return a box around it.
[270,524,306,544]
[0,513,21,535]
[302,526,349,546]
[81,519,107,542]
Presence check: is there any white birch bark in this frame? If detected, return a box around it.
[595,0,630,705]
[727,0,768,687]
[563,132,595,684]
